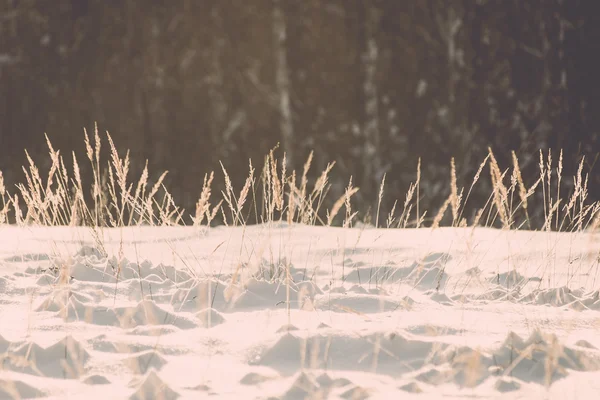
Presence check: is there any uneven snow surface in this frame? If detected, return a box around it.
[1,225,600,399]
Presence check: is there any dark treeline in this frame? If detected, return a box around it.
[1,0,599,226]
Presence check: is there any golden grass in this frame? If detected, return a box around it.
[0,128,597,237]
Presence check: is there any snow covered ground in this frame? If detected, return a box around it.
[1,224,599,399]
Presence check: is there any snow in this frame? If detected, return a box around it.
[0,224,599,399]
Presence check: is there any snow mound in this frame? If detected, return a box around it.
[124,277,172,302]
[281,372,321,400]
[277,324,299,333]
[489,270,528,287]
[146,262,193,283]
[567,300,588,311]
[0,352,42,376]
[406,264,449,290]
[434,330,600,386]
[254,331,444,376]
[240,372,278,385]
[340,385,370,399]
[256,328,600,388]
[118,300,197,330]
[489,330,600,383]
[0,378,45,398]
[582,292,600,310]
[328,286,346,294]
[575,340,597,349]
[83,374,111,385]
[68,261,117,283]
[187,383,211,391]
[24,265,47,274]
[195,308,226,327]
[347,284,368,294]
[279,371,354,400]
[129,370,179,400]
[314,293,405,313]
[428,291,454,305]
[14,336,90,379]
[415,367,453,386]
[495,377,521,392]
[76,245,106,259]
[126,326,179,337]
[477,287,514,302]
[34,288,92,311]
[343,265,407,284]
[0,275,8,291]
[407,325,461,337]
[315,373,352,388]
[171,279,229,311]
[123,350,168,374]
[54,256,193,286]
[93,338,153,354]
[35,273,57,286]
[36,292,120,326]
[231,278,320,310]
[399,381,423,393]
[6,253,50,263]
[342,253,450,286]
[524,286,582,306]
[0,334,11,353]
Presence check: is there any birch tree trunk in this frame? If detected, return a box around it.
[362,3,381,199]
[272,0,294,167]
[209,5,228,159]
[445,7,462,105]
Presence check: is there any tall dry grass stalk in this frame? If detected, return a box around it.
[0,171,8,224]
[328,179,358,227]
[1,128,598,240]
[416,157,421,228]
[386,161,420,229]
[297,151,313,221]
[343,177,359,228]
[456,153,489,225]
[591,206,600,232]
[450,157,459,225]
[546,151,553,229]
[398,182,416,228]
[488,148,510,228]
[511,151,530,227]
[432,196,451,229]
[219,160,255,227]
[286,171,297,225]
[556,150,563,230]
[376,173,386,229]
[193,172,215,226]
[220,161,236,224]
[539,150,547,228]
[386,199,397,228]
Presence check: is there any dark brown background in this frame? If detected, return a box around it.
[1,0,598,226]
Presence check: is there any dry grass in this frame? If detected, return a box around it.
[0,128,597,238]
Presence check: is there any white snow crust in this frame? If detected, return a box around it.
[1,224,599,399]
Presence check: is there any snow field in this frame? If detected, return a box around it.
[1,225,599,399]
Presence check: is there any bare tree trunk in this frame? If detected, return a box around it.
[362,3,381,199]
[209,5,228,159]
[445,7,462,105]
[272,0,294,167]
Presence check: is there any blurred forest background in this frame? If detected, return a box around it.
[1,0,599,226]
